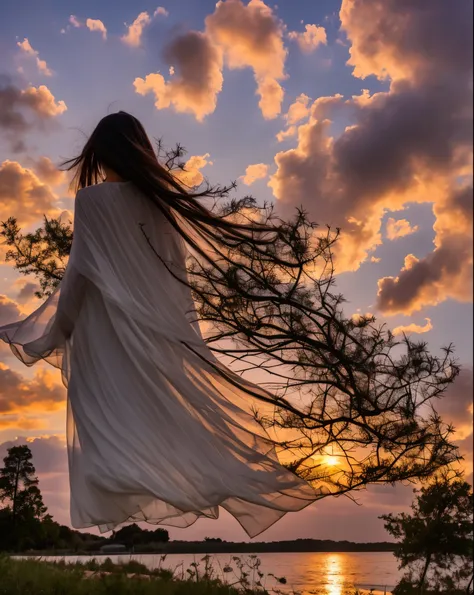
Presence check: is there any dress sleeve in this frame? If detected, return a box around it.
[54,191,89,339]
[0,190,89,373]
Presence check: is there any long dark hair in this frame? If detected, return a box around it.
[62,111,279,267]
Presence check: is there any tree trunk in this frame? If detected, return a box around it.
[12,461,20,524]
[418,553,432,594]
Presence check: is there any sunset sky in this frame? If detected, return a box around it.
[0,0,472,542]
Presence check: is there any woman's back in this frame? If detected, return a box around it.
[71,182,200,346]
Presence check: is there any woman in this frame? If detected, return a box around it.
[0,112,319,537]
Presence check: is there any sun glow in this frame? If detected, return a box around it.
[325,456,339,467]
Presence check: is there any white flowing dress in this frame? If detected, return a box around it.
[0,182,320,537]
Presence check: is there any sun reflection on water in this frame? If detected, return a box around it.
[325,553,345,595]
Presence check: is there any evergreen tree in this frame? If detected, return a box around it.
[0,445,47,550]
[381,473,473,593]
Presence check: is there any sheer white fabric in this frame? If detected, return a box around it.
[0,182,321,537]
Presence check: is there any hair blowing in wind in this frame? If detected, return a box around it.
[61,111,283,269]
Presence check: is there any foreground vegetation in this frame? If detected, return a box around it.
[0,556,291,595]
[1,556,472,595]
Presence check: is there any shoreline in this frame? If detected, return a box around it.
[17,539,396,557]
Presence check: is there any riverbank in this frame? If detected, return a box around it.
[13,539,397,557]
[0,556,285,594]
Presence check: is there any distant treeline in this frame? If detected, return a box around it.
[130,538,396,554]
[1,444,396,555]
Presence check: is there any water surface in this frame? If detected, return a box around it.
[43,551,400,594]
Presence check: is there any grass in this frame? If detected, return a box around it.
[0,555,293,595]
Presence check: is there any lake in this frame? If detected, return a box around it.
[41,551,400,594]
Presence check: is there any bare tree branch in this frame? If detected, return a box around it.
[1,141,461,500]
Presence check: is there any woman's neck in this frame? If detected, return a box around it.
[103,168,125,183]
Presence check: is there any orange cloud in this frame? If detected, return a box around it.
[392,317,432,337]
[117,5,169,46]
[277,93,312,140]
[121,7,169,48]
[288,24,327,53]
[0,160,60,226]
[20,85,67,117]
[32,156,66,187]
[17,38,52,77]
[276,126,297,143]
[0,80,66,149]
[86,18,107,39]
[134,0,288,121]
[436,368,473,442]
[386,217,419,240]
[0,364,65,430]
[122,11,151,47]
[134,31,223,121]
[0,416,49,431]
[241,163,269,186]
[269,0,472,290]
[377,185,473,315]
[0,295,21,327]
[206,0,287,119]
[174,154,212,187]
[351,311,374,325]
[13,280,40,305]
[286,93,311,125]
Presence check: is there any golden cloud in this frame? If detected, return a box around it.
[32,156,66,187]
[0,363,65,432]
[86,18,107,40]
[121,7,168,47]
[174,154,212,188]
[241,163,269,186]
[286,93,311,125]
[134,0,288,121]
[377,185,473,315]
[436,368,473,442]
[288,24,327,53]
[276,93,311,141]
[134,31,223,121]
[276,126,297,143]
[206,0,287,119]
[392,317,432,337]
[0,295,22,327]
[17,38,52,77]
[0,159,61,226]
[0,79,67,153]
[20,85,67,117]
[268,0,472,303]
[121,11,151,47]
[386,217,419,240]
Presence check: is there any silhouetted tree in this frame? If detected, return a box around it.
[0,445,46,524]
[1,142,461,502]
[381,472,473,594]
[204,537,223,543]
[112,523,169,547]
[0,445,47,550]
